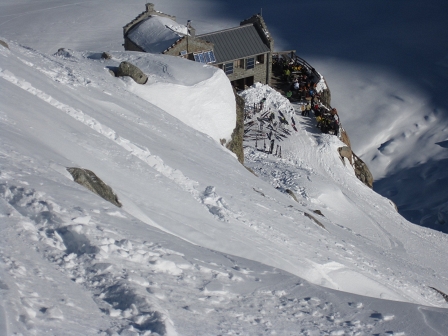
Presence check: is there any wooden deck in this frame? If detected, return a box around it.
[270,72,289,95]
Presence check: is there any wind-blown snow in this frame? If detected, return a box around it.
[1,0,448,334]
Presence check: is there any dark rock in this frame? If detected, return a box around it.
[253,188,265,197]
[67,167,122,207]
[116,61,148,84]
[285,189,299,203]
[429,286,448,303]
[226,88,245,164]
[337,130,373,188]
[313,209,324,217]
[319,78,331,107]
[101,52,112,60]
[352,152,374,188]
[304,212,326,230]
[0,40,9,49]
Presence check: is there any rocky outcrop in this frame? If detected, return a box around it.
[319,79,331,107]
[352,153,374,188]
[225,88,245,164]
[338,128,373,188]
[116,61,148,84]
[338,146,353,165]
[340,129,351,149]
[0,40,9,49]
[67,167,122,207]
[314,76,372,188]
[429,286,448,303]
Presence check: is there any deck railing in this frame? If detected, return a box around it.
[272,51,320,80]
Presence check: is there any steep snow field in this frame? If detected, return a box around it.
[1,0,448,334]
[1,38,448,335]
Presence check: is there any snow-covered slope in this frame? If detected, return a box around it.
[1,39,448,334]
[3,0,447,227]
[1,0,448,334]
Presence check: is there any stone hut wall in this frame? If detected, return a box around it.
[164,37,213,56]
[225,57,269,85]
[240,15,274,85]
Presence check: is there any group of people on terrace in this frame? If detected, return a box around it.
[274,55,340,137]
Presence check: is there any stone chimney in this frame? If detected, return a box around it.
[145,3,154,13]
[187,20,195,38]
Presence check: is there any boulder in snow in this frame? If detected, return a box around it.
[0,40,9,49]
[101,52,112,60]
[67,167,122,207]
[117,61,148,84]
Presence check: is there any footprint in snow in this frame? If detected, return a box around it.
[201,186,230,221]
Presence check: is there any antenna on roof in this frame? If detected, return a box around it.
[260,8,262,16]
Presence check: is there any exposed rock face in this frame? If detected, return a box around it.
[116,61,148,84]
[67,168,122,207]
[352,153,374,188]
[340,129,352,149]
[318,78,373,188]
[319,79,331,107]
[338,146,353,165]
[226,88,245,164]
[338,129,373,188]
[0,40,9,49]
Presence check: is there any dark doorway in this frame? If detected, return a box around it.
[232,76,254,90]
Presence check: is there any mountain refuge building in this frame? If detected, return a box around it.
[123,3,274,89]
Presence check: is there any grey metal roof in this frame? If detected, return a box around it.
[198,24,270,64]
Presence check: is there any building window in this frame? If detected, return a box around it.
[234,59,244,68]
[224,62,234,74]
[257,54,265,64]
[246,57,255,70]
